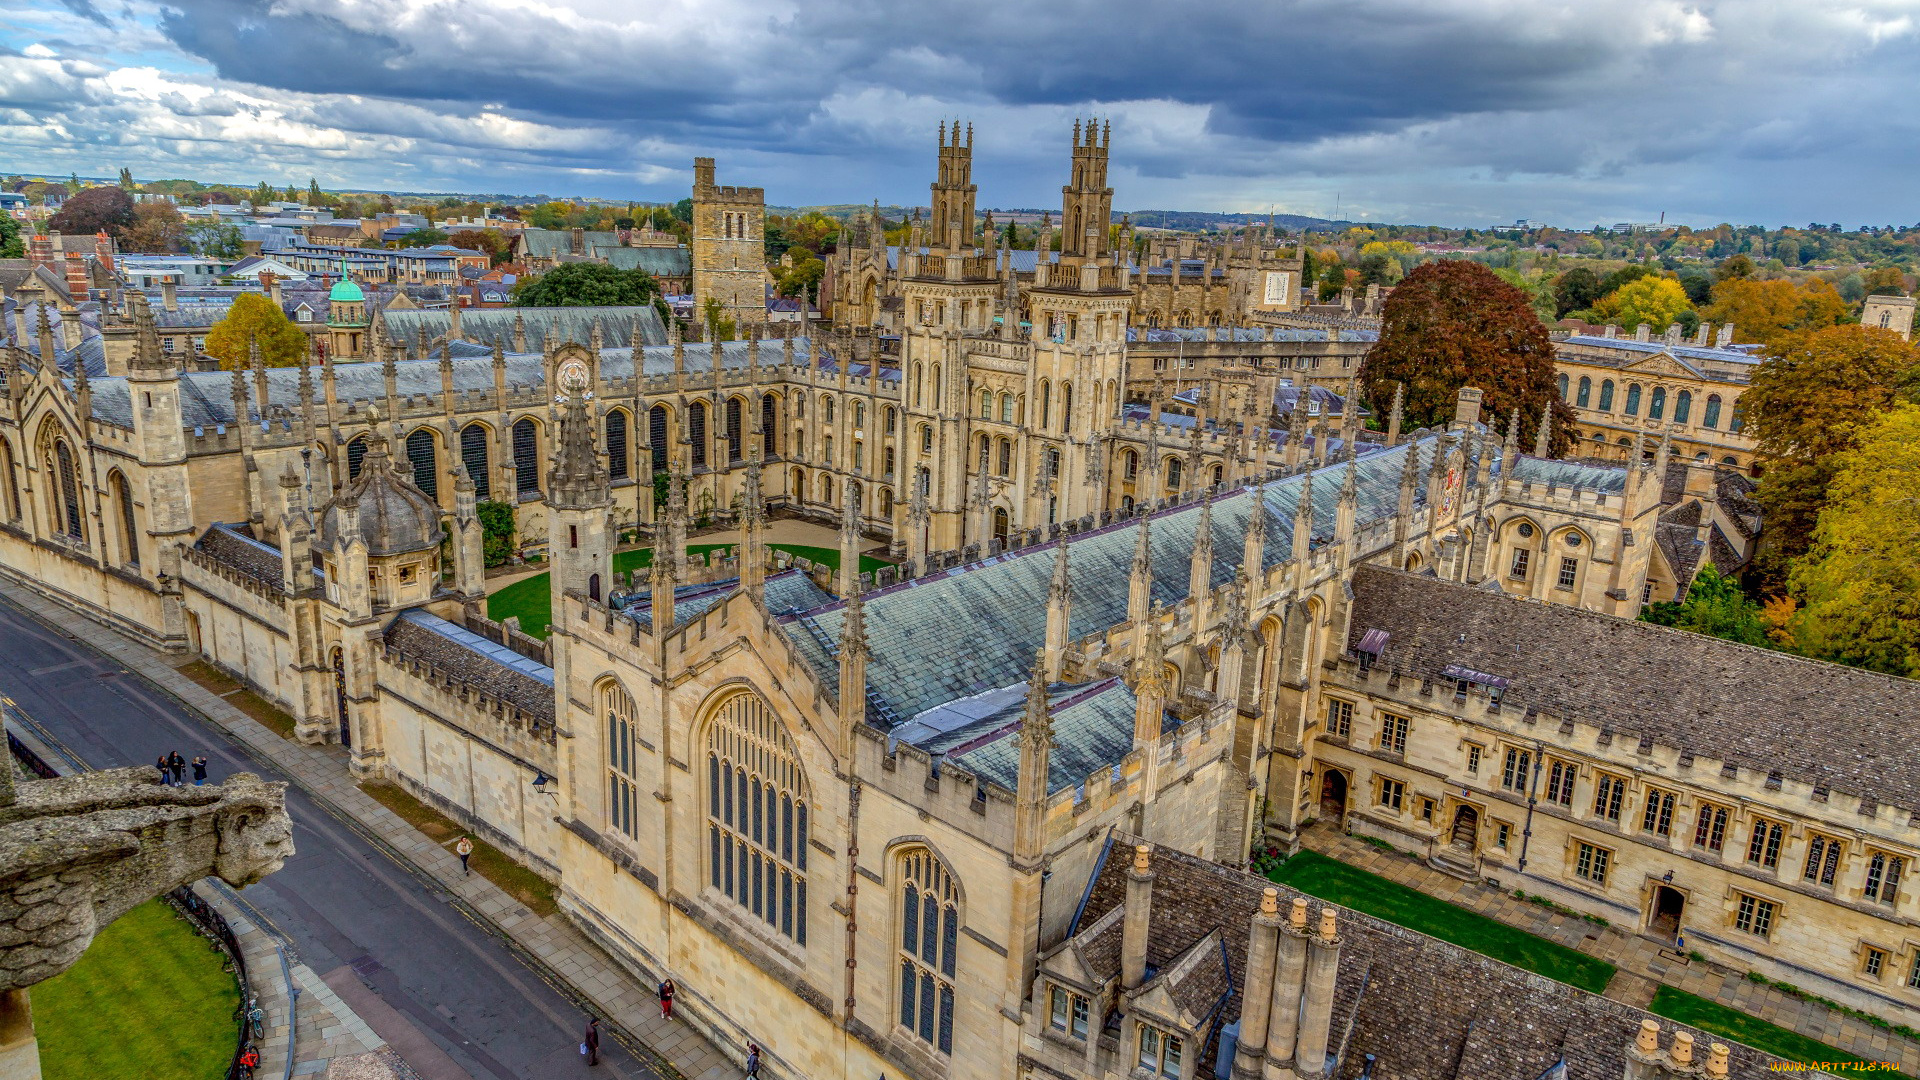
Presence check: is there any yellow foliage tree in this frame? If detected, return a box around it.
[1787,405,1920,676]
[205,293,308,370]
[1591,275,1692,331]
[1700,277,1849,348]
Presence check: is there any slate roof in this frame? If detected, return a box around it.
[1066,835,1779,1080]
[911,677,1143,795]
[385,609,555,722]
[78,334,844,429]
[1,299,107,376]
[590,247,692,278]
[379,305,669,350]
[192,523,286,590]
[518,229,620,259]
[1561,334,1764,366]
[779,437,1455,723]
[1505,454,1628,494]
[1346,565,1920,811]
[619,569,831,632]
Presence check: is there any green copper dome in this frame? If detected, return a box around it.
[329,259,364,303]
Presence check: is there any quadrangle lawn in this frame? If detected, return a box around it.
[1266,849,1616,995]
[487,543,888,638]
[33,898,240,1080]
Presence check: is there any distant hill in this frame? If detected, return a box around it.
[1123,209,1362,233]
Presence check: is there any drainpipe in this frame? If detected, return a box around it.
[1516,738,1544,873]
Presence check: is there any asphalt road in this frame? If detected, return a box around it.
[0,594,656,1080]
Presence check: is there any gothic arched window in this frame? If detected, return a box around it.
[1038,381,1051,428]
[1000,393,1015,424]
[1649,387,1666,420]
[1703,394,1722,429]
[1123,449,1138,480]
[0,436,18,521]
[604,681,640,839]
[1557,373,1569,401]
[762,393,780,458]
[405,429,439,499]
[53,439,83,540]
[347,435,369,480]
[688,402,708,469]
[606,409,630,480]
[649,405,670,472]
[112,470,139,568]
[513,418,540,495]
[1576,377,1591,408]
[1674,390,1691,425]
[706,691,808,945]
[1598,380,1615,412]
[1625,384,1642,416]
[1165,457,1183,491]
[896,848,960,1055]
[460,423,491,499]
[1061,382,1073,430]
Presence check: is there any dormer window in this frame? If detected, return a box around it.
[1137,1024,1185,1079]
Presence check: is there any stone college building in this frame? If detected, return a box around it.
[2,124,1917,1079]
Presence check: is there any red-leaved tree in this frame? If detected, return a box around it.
[1359,259,1575,455]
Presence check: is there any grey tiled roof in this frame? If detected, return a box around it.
[1562,335,1763,365]
[1505,454,1628,494]
[1068,836,1778,1080]
[1346,565,1920,810]
[80,335,836,429]
[1128,326,1378,343]
[940,677,1142,794]
[592,247,691,277]
[192,523,285,590]
[620,569,832,632]
[780,437,1449,722]
[385,608,554,722]
[380,306,668,350]
[518,229,620,259]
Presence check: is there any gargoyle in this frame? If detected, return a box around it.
[0,767,293,992]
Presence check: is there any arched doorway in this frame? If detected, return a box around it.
[331,648,351,748]
[1450,805,1479,849]
[1319,770,1348,821]
[1649,884,1686,942]
[588,573,602,601]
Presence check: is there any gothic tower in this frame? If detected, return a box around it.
[928,120,977,253]
[1060,118,1113,264]
[690,157,768,335]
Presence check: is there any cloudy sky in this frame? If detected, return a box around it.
[4,0,1919,227]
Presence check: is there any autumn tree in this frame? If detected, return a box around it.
[120,202,188,253]
[205,293,309,369]
[1358,260,1574,454]
[47,185,135,237]
[449,228,509,265]
[774,252,824,298]
[1786,404,1920,676]
[395,227,449,248]
[1701,278,1849,348]
[1713,254,1755,281]
[1745,324,1920,563]
[1592,275,1692,331]
[1860,264,1908,297]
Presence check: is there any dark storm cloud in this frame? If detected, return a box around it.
[10,0,1920,223]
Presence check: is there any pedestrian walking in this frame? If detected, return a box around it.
[155,754,172,785]
[192,755,209,785]
[745,1042,760,1078]
[168,750,185,786]
[582,1017,601,1066]
[658,977,675,1020]
[455,836,473,876]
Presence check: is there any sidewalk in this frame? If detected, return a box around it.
[0,583,747,1080]
[1299,823,1920,1071]
[201,882,406,1080]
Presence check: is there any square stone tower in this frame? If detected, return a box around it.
[690,157,767,334]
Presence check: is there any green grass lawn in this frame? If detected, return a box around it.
[34,899,241,1080]
[487,543,890,637]
[1649,986,1865,1069]
[1267,850,1616,994]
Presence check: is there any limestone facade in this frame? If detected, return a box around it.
[691,158,769,333]
[1554,327,1760,475]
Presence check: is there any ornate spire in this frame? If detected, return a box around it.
[1386,381,1405,447]
[547,382,609,510]
[1533,400,1553,458]
[1291,468,1315,561]
[838,480,863,597]
[1242,480,1266,575]
[1128,513,1153,625]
